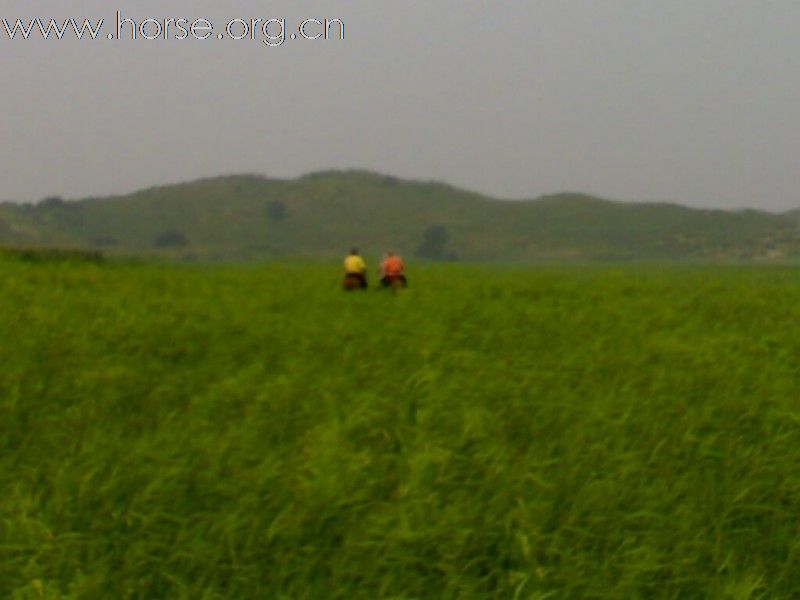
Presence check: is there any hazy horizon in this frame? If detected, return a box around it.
[8,168,800,216]
[3,1,799,210]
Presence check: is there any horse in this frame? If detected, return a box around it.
[381,275,408,292]
[343,273,368,291]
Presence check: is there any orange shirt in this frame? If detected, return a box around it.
[382,256,405,276]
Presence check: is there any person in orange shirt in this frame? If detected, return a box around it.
[380,251,408,288]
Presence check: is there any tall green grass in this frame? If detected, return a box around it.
[1,256,800,598]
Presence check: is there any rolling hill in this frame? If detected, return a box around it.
[1,171,798,261]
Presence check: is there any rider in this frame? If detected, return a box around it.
[380,251,407,287]
[344,248,368,289]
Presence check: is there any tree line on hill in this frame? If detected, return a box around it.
[3,171,800,262]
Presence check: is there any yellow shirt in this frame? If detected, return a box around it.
[344,255,366,274]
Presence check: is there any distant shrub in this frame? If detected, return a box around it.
[416,224,450,260]
[0,246,104,263]
[91,236,119,248]
[154,230,189,248]
[266,200,288,221]
[38,196,66,208]
[418,181,456,196]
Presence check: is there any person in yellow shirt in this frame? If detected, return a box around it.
[343,248,368,290]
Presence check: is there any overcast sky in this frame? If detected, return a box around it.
[2,1,798,210]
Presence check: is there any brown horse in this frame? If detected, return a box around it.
[343,273,368,291]
[381,275,408,291]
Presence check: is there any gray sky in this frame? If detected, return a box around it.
[2,1,799,210]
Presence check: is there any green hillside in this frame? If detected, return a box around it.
[2,171,799,261]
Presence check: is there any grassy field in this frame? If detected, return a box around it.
[2,254,800,598]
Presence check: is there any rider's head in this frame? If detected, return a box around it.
[350,248,360,256]
[387,251,395,257]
